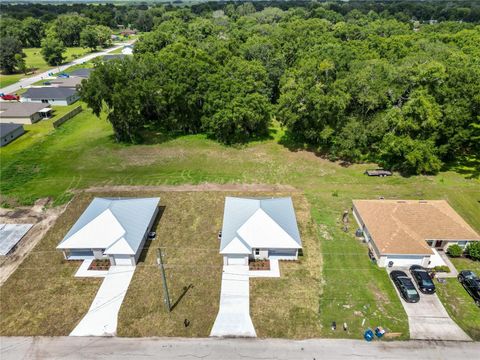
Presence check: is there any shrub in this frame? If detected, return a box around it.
[447,244,463,257]
[466,242,480,261]
[434,265,450,273]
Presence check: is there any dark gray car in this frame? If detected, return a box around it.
[390,270,420,303]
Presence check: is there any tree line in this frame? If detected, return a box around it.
[0,2,168,73]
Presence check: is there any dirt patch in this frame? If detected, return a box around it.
[0,198,68,286]
[85,183,298,193]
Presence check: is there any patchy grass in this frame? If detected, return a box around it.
[0,47,91,88]
[0,108,479,339]
[309,189,410,339]
[250,193,321,338]
[117,191,224,337]
[436,258,480,340]
[0,194,102,336]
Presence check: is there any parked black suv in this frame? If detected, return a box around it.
[390,270,420,303]
[458,270,480,307]
[410,265,436,294]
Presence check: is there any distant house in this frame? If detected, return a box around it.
[49,77,84,88]
[102,54,127,61]
[0,123,25,147]
[353,200,480,267]
[57,197,160,266]
[122,45,133,55]
[120,29,137,37]
[220,197,302,265]
[69,68,93,79]
[0,102,52,124]
[21,87,80,106]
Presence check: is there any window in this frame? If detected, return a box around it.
[255,248,260,255]
[458,241,468,248]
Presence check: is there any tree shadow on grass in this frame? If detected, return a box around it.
[442,156,480,180]
[137,205,166,263]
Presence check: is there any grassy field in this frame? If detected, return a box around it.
[249,193,323,338]
[0,47,91,88]
[0,103,81,157]
[0,107,479,339]
[436,257,480,341]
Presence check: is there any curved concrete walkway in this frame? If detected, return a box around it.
[210,265,256,337]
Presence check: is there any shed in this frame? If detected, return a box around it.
[0,123,25,146]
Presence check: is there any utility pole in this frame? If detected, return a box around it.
[157,248,171,312]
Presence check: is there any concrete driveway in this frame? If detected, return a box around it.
[210,265,256,337]
[388,270,471,341]
[70,266,135,336]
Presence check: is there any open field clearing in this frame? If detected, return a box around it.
[0,108,479,339]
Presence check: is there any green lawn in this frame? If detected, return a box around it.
[0,103,81,158]
[436,257,480,340]
[0,47,91,88]
[0,109,479,339]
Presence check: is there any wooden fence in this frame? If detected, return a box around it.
[52,106,83,128]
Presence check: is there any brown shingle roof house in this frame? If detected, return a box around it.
[352,200,480,267]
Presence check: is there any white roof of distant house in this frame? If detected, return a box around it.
[57,197,159,255]
[220,197,302,255]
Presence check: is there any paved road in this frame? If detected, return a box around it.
[0,44,125,95]
[1,337,479,360]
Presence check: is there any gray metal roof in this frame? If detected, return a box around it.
[50,77,84,88]
[220,197,302,252]
[0,123,23,136]
[22,87,77,100]
[0,224,33,256]
[103,54,127,61]
[58,197,160,255]
[69,68,93,78]
[0,102,50,117]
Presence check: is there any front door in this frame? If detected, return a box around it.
[434,240,443,248]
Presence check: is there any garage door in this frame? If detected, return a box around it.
[68,250,94,260]
[269,249,296,260]
[386,255,424,267]
[227,255,247,265]
[114,255,133,266]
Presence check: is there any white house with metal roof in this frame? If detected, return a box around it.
[220,197,302,265]
[57,197,159,266]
